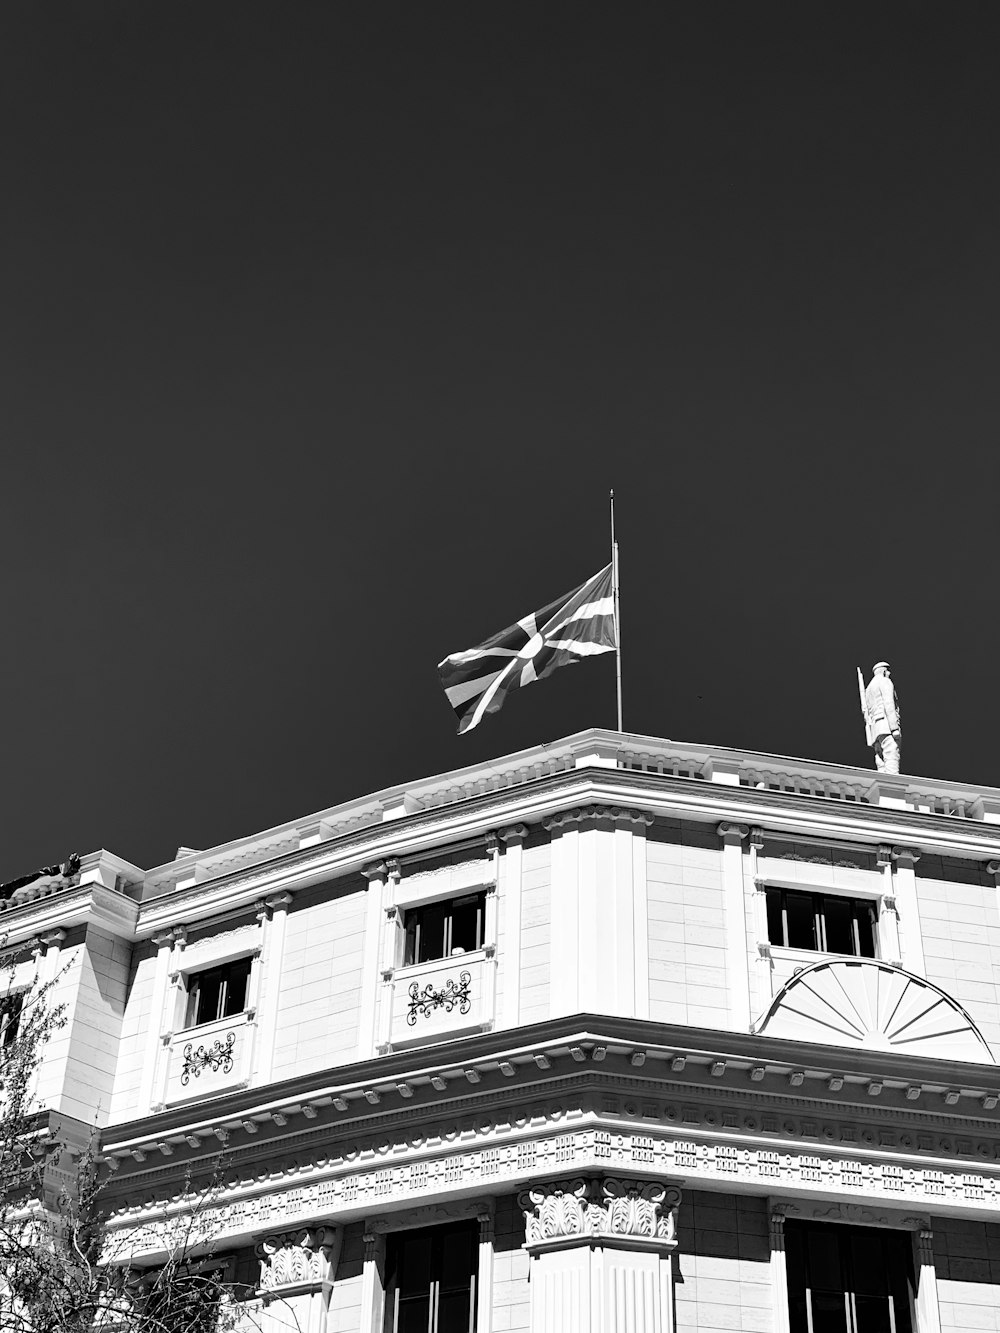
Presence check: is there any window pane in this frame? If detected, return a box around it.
[450,895,484,955]
[396,1296,431,1333]
[766,889,784,946]
[437,1289,474,1333]
[194,970,223,1025]
[857,902,877,958]
[417,902,448,963]
[850,1232,888,1297]
[810,1291,849,1333]
[823,896,855,956]
[854,1295,892,1333]
[398,1233,433,1297]
[785,892,817,950]
[222,957,251,1017]
[805,1227,843,1294]
[439,1225,476,1290]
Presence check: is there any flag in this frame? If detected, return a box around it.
[438,564,617,734]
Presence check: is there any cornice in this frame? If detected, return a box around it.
[100,1012,1000,1167]
[0,881,139,947]
[134,767,1000,936]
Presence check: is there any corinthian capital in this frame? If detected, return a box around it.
[255,1224,341,1294]
[519,1177,681,1252]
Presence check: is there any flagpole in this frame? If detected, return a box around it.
[610,489,623,732]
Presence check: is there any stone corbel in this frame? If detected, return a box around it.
[499,823,528,846]
[255,1223,342,1302]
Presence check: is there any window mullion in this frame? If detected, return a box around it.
[782,892,790,948]
[815,896,826,952]
[429,1276,439,1333]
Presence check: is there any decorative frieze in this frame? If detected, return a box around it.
[543,806,653,831]
[106,1114,1000,1261]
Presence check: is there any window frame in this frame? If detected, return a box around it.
[383,1218,479,1333]
[183,955,254,1030]
[0,991,25,1051]
[784,1218,915,1333]
[401,891,488,968]
[765,886,879,959]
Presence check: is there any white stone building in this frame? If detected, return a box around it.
[5,727,1000,1333]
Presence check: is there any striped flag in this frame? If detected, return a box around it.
[438,564,617,734]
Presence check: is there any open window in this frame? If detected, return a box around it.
[384,1219,478,1333]
[184,956,252,1029]
[0,993,23,1051]
[785,1220,914,1333]
[402,892,486,966]
[766,888,877,958]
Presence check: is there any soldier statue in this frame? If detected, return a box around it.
[857,661,902,775]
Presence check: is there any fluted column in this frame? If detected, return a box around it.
[520,1177,680,1333]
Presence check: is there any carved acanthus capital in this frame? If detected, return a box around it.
[255,1224,340,1295]
[519,1177,681,1252]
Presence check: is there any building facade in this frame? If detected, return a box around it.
[5,727,1000,1333]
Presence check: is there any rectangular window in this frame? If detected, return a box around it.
[185,957,252,1028]
[766,888,877,957]
[384,1220,478,1333]
[0,993,23,1049]
[786,1220,914,1333]
[403,893,486,966]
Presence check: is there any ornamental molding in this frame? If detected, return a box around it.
[255,1223,341,1297]
[543,806,654,831]
[778,1199,929,1231]
[519,1176,681,1252]
[364,1197,494,1236]
[105,1104,1000,1262]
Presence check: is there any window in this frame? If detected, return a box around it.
[0,993,23,1050]
[403,893,486,966]
[766,888,877,957]
[184,957,252,1028]
[786,1221,914,1333]
[384,1220,478,1333]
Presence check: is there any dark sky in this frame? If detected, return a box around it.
[3,4,999,877]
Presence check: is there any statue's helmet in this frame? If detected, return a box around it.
[873,661,891,674]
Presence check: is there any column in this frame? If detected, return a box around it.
[255,1224,341,1333]
[768,1206,790,1333]
[254,892,293,1083]
[520,1177,680,1333]
[892,847,924,974]
[358,861,390,1059]
[718,823,751,1031]
[748,828,773,1010]
[499,825,527,1029]
[914,1227,942,1333]
[376,860,402,1053]
[137,929,177,1115]
[876,847,902,967]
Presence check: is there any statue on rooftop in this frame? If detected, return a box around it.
[857,662,901,775]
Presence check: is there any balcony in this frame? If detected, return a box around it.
[378,948,496,1051]
[162,1010,255,1106]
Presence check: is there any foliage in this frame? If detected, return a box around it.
[0,954,268,1333]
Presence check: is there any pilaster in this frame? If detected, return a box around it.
[767,1205,790,1333]
[254,892,293,1084]
[359,1229,386,1333]
[358,861,390,1060]
[876,846,902,967]
[718,823,751,1031]
[137,928,177,1116]
[520,1177,680,1333]
[499,825,528,1029]
[914,1226,942,1333]
[892,846,923,973]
